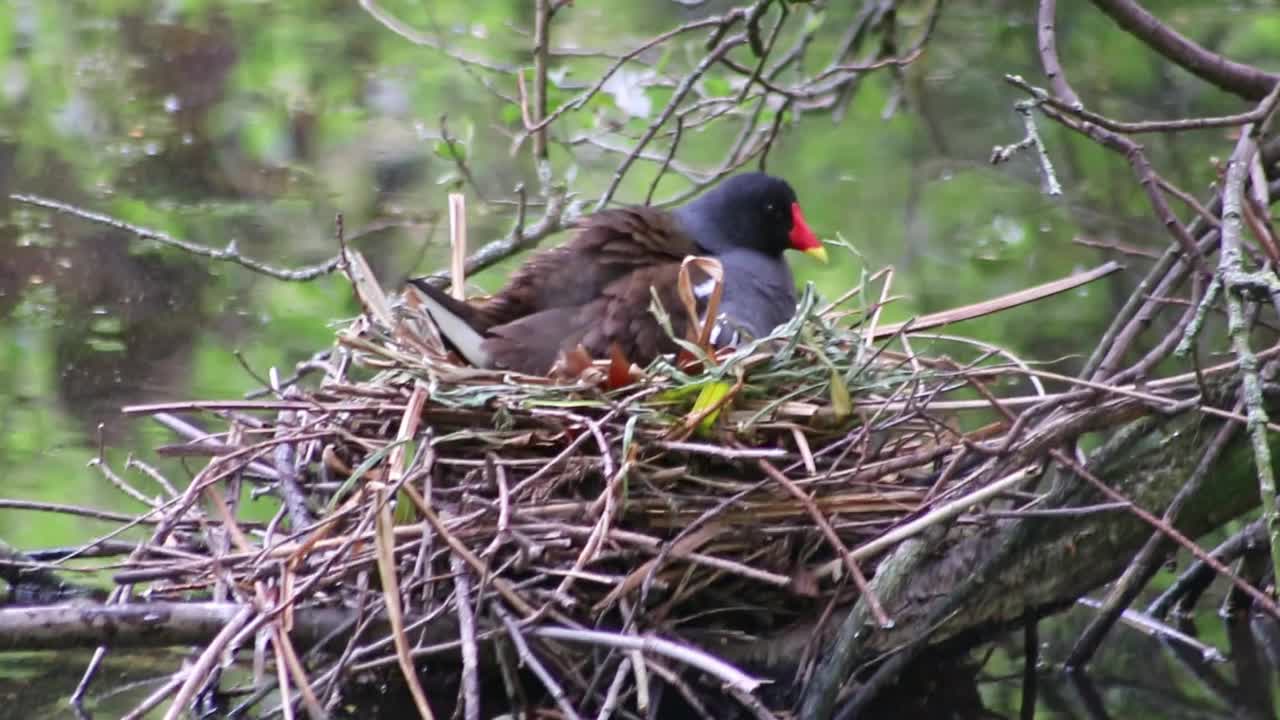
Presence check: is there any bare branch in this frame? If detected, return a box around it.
[10,194,343,281]
[1089,0,1279,100]
[358,0,516,73]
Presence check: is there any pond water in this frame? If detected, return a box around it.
[1,0,1278,717]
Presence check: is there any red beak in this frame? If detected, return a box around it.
[788,203,826,262]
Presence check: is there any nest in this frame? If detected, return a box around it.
[101,251,1097,718]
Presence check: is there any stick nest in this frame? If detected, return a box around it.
[111,254,1047,718]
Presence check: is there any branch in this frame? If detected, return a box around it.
[1089,0,1280,100]
[532,0,551,160]
[1007,70,1277,135]
[415,189,569,286]
[1004,76,1210,278]
[0,602,378,651]
[990,98,1063,196]
[1216,81,1280,592]
[358,0,516,73]
[799,379,1271,717]
[596,33,749,210]
[1036,0,1079,106]
[10,194,344,281]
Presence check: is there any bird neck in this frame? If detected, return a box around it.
[673,203,720,254]
[674,202,774,258]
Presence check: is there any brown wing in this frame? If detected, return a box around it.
[482,260,717,375]
[482,306,587,374]
[577,263,696,365]
[465,207,698,330]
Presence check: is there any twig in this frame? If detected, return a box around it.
[645,116,684,205]
[162,606,259,720]
[654,440,786,459]
[1148,519,1267,618]
[273,406,316,531]
[450,554,481,720]
[532,0,551,160]
[755,458,890,627]
[10,194,342,281]
[358,0,516,73]
[991,97,1063,196]
[415,190,568,286]
[448,193,468,299]
[1216,85,1280,591]
[1055,454,1280,619]
[596,34,748,210]
[496,609,583,720]
[871,261,1122,338]
[1064,400,1241,669]
[1089,0,1279,100]
[528,625,763,695]
[813,465,1041,580]
[1036,0,1078,106]
[1007,74,1213,274]
[373,484,437,720]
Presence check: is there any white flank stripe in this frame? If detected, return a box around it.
[692,277,717,299]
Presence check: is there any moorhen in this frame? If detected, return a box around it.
[409,172,825,374]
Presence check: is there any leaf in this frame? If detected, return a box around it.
[676,256,724,349]
[829,369,852,421]
[804,10,826,34]
[374,487,437,719]
[655,382,714,403]
[621,415,639,461]
[608,344,635,389]
[690,380,732,436]
[433,138,464,162]
[556,345,594,378]
[394,486,418,524]
[394,439,421,524]
[324,437,410,514]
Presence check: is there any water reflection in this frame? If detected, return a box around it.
[0,3,450,523]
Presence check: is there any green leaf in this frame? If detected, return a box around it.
[433,139,464,162]
[621,415,638,460]
[829,369,852,421]
[691,380,733,435]
[325,438,412,514]
[804,10,826,34]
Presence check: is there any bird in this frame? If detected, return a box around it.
[408,172,825,375]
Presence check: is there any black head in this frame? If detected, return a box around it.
[674,172,821,259]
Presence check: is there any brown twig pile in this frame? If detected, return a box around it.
[63,249,1131,719]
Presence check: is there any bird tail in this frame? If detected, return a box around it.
[405,279,493,368]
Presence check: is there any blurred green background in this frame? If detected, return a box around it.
[1,0,1278,716]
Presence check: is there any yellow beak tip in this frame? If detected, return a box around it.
[804,245,829,264]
